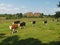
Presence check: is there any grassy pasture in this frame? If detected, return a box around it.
[0,18,60,45]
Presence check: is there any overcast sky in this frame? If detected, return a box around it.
[0,0,60,15]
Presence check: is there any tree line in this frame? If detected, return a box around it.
[0,11,60,20]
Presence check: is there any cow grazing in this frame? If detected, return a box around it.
[44,20,47,25]
[20,22,26,29]
[14,20,20,27]
[32,21,36,24]
[9,24,18,34]
[32,21,36,26]
[57,19,59,22]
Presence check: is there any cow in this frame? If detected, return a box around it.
[32,21,36,24]
[43,20,47,25]
[13,20,20,27]
[20,22,26,29]
[14,21,20,24]
[31,21,36,26]
[9,24,18,34]
[57,19,59,22]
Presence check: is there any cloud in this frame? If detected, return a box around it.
[18,5,29,13]
[0,3,20,14]
[0,3,29,14]
[0,3,59,15]
[32,7,60,15]
[42,7,60,15]
[56,8,60,11]
[0,3,13,7]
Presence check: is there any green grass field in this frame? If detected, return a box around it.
[0,18,60,45]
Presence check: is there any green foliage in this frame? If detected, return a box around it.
[55,11,60,18]
[6,15,12,19]
[57,1,60,7]
[39,13,44,18]
[39,15,44,18]
[0,14,5,17]
[54,1,60,18]
[23,15,27,18]
[5,13,23,19]
[5,15,17,20]
[16,13,23,18]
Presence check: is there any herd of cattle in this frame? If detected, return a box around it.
[9,20,37,34]
[9,19,59,34]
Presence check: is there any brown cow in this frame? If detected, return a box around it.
[9,24,18,34]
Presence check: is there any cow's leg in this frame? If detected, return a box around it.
[15,29,18,33]
[21,26,23,29]
[32,24,35,27]
[9,26,13,34]
[11,29,15,34]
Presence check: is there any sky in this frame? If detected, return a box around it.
[0,0,60,15]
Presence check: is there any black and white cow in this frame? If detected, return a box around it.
[57,19,59,22]
[32,21,36,24]
[43,20,47,25]
[31,21,36,26]
[20,22,26,29]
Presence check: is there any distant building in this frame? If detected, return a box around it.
[24,12,41,17]
[33,13,40,17]
[24,12,33,17]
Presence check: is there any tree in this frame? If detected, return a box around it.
[19,13,23,18]
[54,1,60,18]
[57,1,60,7]
[55,11,60,18]
[16,13,23,18]
[39,13,44,18]
[5,14,13,19]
